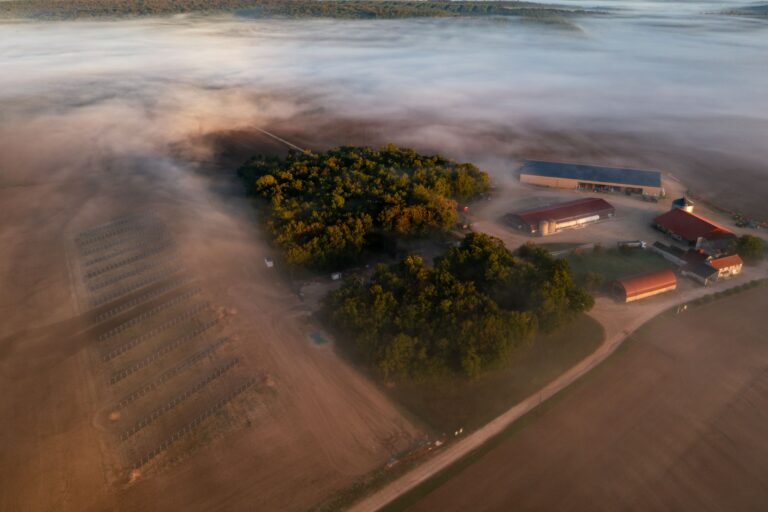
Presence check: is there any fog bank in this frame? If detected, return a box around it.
[1,4,768,217]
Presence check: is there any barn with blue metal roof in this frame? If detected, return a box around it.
[519,160,664,197]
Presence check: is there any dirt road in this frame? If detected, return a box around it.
[346,262,768,512]
[406,280,768,512]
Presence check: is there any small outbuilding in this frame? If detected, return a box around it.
[519,160,664,197]
[614,269,677,303]
[681,263,719,286]
[507,197,615,236]
[649,241,688,266]
[671,196,695,213]
[708,254,743,279]
[656,246,744,286]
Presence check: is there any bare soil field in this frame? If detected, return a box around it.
[386,315,604,433]
[401,284,768,512]
[0,153,419,512]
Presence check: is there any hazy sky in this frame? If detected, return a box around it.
[1,2,767,214]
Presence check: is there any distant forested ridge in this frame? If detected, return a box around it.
[238,145,489,269]
[0,0,596,20]
[327,233,594,379]
[721,4,768,17]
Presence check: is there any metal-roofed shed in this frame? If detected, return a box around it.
[507,197,615,236]
[519,160,664,197]
[682,263,719,286]
[614,269,677,303]
[653,208,736,254]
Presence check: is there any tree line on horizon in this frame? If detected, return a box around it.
[0,0,590,20]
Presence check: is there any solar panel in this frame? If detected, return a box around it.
[520,160,662,188]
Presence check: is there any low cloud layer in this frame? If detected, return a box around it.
[1,6,767,216]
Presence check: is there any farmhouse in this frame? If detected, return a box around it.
[614,269,677,303]
[653,242,744,286]
[709,254,743,279]
[653,208,736,256]
[507,197,615,236]
[519,160,664,197]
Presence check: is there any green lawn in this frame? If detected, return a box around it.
[537,242,583,253]
[385,314,604,433]
[567,247,672,285]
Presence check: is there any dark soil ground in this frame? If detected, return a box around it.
[400,284,768,512]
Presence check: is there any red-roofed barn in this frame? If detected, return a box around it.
[507,198,615,236]
[709,254,743,279]
[653,208,736,255]
[614,269,677,303]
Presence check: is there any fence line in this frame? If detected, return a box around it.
[115,337,230,410]
[120,358,240,440]
[78,226,166,256]
[76,223,141,248]
[101,302,209,362]
[87,260,179,292]
[89,268,186,307]
[75,216,139,243]
[95,277,196,321]
[84,243,171,278]
[110,319,218,384]
[97,289,202,342]
[83,238,169,267]
[131,379,255,470]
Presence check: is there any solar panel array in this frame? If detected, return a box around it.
[72,215,262,477]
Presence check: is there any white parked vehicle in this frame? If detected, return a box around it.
[618,240,647,249]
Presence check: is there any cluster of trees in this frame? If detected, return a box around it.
[722,5,768,17]
[0,0,588,20]
[327,233,594,379]
[236,1,582,19]
[238,145,489,269]
[735,234,766,264]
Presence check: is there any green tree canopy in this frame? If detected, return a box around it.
[0,0,591,21]
[238,145,489,269]
[736,234,765,264]
[326,233,593,379]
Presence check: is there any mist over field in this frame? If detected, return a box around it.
[2,4,768,512]
[1,1,767,216]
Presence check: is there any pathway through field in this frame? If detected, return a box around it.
[347,262,768,512]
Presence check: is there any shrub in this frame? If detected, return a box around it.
[583,271,605,292]
[736,234,765,264]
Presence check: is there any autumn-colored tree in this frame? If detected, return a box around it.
[238,145,488,269]
[326,233,592,379]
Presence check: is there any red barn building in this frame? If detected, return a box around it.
[708,254,744,279]
[507,197,615,236]
[614,269,677,303]
[653,208,736,256]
